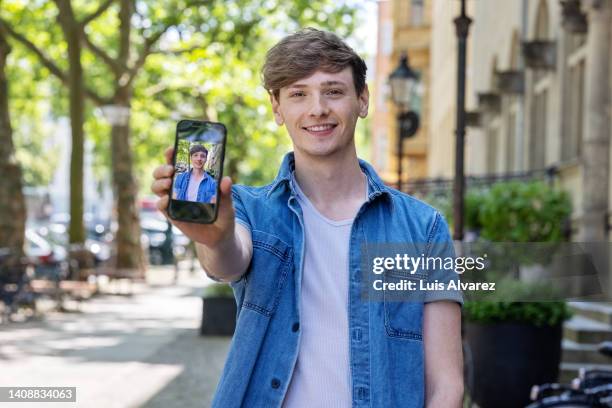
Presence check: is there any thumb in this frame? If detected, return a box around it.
[215,176,235,228]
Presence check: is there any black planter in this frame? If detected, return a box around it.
[200,296,237,336]
[465,322,562,408]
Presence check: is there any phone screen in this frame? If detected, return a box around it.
[170,120,226,223]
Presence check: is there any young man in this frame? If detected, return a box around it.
[172,144,217,203]
[152,28,463,407]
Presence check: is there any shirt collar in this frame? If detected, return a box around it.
[266,152,391,201]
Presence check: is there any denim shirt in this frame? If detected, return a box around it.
[212,152,462,408]
[173,170,217,203]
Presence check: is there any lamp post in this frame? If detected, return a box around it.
[453,0,472,241]
[388,54,421,191]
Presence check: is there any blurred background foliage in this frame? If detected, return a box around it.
[2,0,371,195]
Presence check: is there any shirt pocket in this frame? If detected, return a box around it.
[241,229,293,317]
[383,269,426,341]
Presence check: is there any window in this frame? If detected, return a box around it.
[410,0,424,27]
[381,21,393,56]
[506,31,520,172]
[562,32,586,161]
[528,0,551,169]
[487,124,500,174]
[563,58,585,160]
[530,89,548,169]
[506,110,517,172]
[533,0,550,82]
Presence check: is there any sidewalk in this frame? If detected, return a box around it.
[0,264,232,408]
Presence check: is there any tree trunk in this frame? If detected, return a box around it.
[111,90,144,278]
[226,156,239,181]
[0,27,26,256]
[56,0,85,244]
[109,0,145,278]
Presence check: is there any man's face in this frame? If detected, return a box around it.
[271,67,369,159]
[191,151,207,169]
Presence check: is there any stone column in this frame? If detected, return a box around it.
[580,0,611,299]
[580,0,611,242]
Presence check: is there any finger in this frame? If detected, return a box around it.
[153,164,175,180]
[219,176,233,196]
[217,177,233,209]
[216,176,235,228]
[164,147,174,165]
[151,178,173,196]
[156,195,169,214]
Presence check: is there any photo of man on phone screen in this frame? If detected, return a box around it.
[172,144,217,203]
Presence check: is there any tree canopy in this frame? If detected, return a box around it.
[2,0,372,198]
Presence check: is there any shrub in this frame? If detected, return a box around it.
[479,181,571,242]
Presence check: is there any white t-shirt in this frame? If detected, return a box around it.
[282,172,367,408]
[186,173,201,201]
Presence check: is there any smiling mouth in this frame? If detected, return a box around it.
[302,124,338,135]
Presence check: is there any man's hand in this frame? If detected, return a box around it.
[151,147,236,248]
[151,147,252,282]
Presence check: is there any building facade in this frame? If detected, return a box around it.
[458,0,610,244]
[375,0,611,245]
[372,0,433,184]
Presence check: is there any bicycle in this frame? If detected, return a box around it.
[526,342,612,407]
[0,248,37,322]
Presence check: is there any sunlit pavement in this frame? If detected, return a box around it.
[0,264,232,408]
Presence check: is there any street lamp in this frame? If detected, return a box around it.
[388,53,421,191]
[453,0,472,241]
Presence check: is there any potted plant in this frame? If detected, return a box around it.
[200,283,236,336]
[463,180,573,408]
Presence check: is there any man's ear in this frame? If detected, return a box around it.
[358,84,370,119]
[269,93,284,126]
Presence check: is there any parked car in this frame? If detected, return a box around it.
[139,196,192,265]
[140,216,191,265]
[24,228,67,280]
[42,214,112,265]
[35,223,111,266]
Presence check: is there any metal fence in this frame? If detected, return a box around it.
[399,166,559,198]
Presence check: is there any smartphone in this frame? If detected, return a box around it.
[168,119,226,224]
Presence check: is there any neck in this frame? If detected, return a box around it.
[293,146,365,205]
[192,167,205,177]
